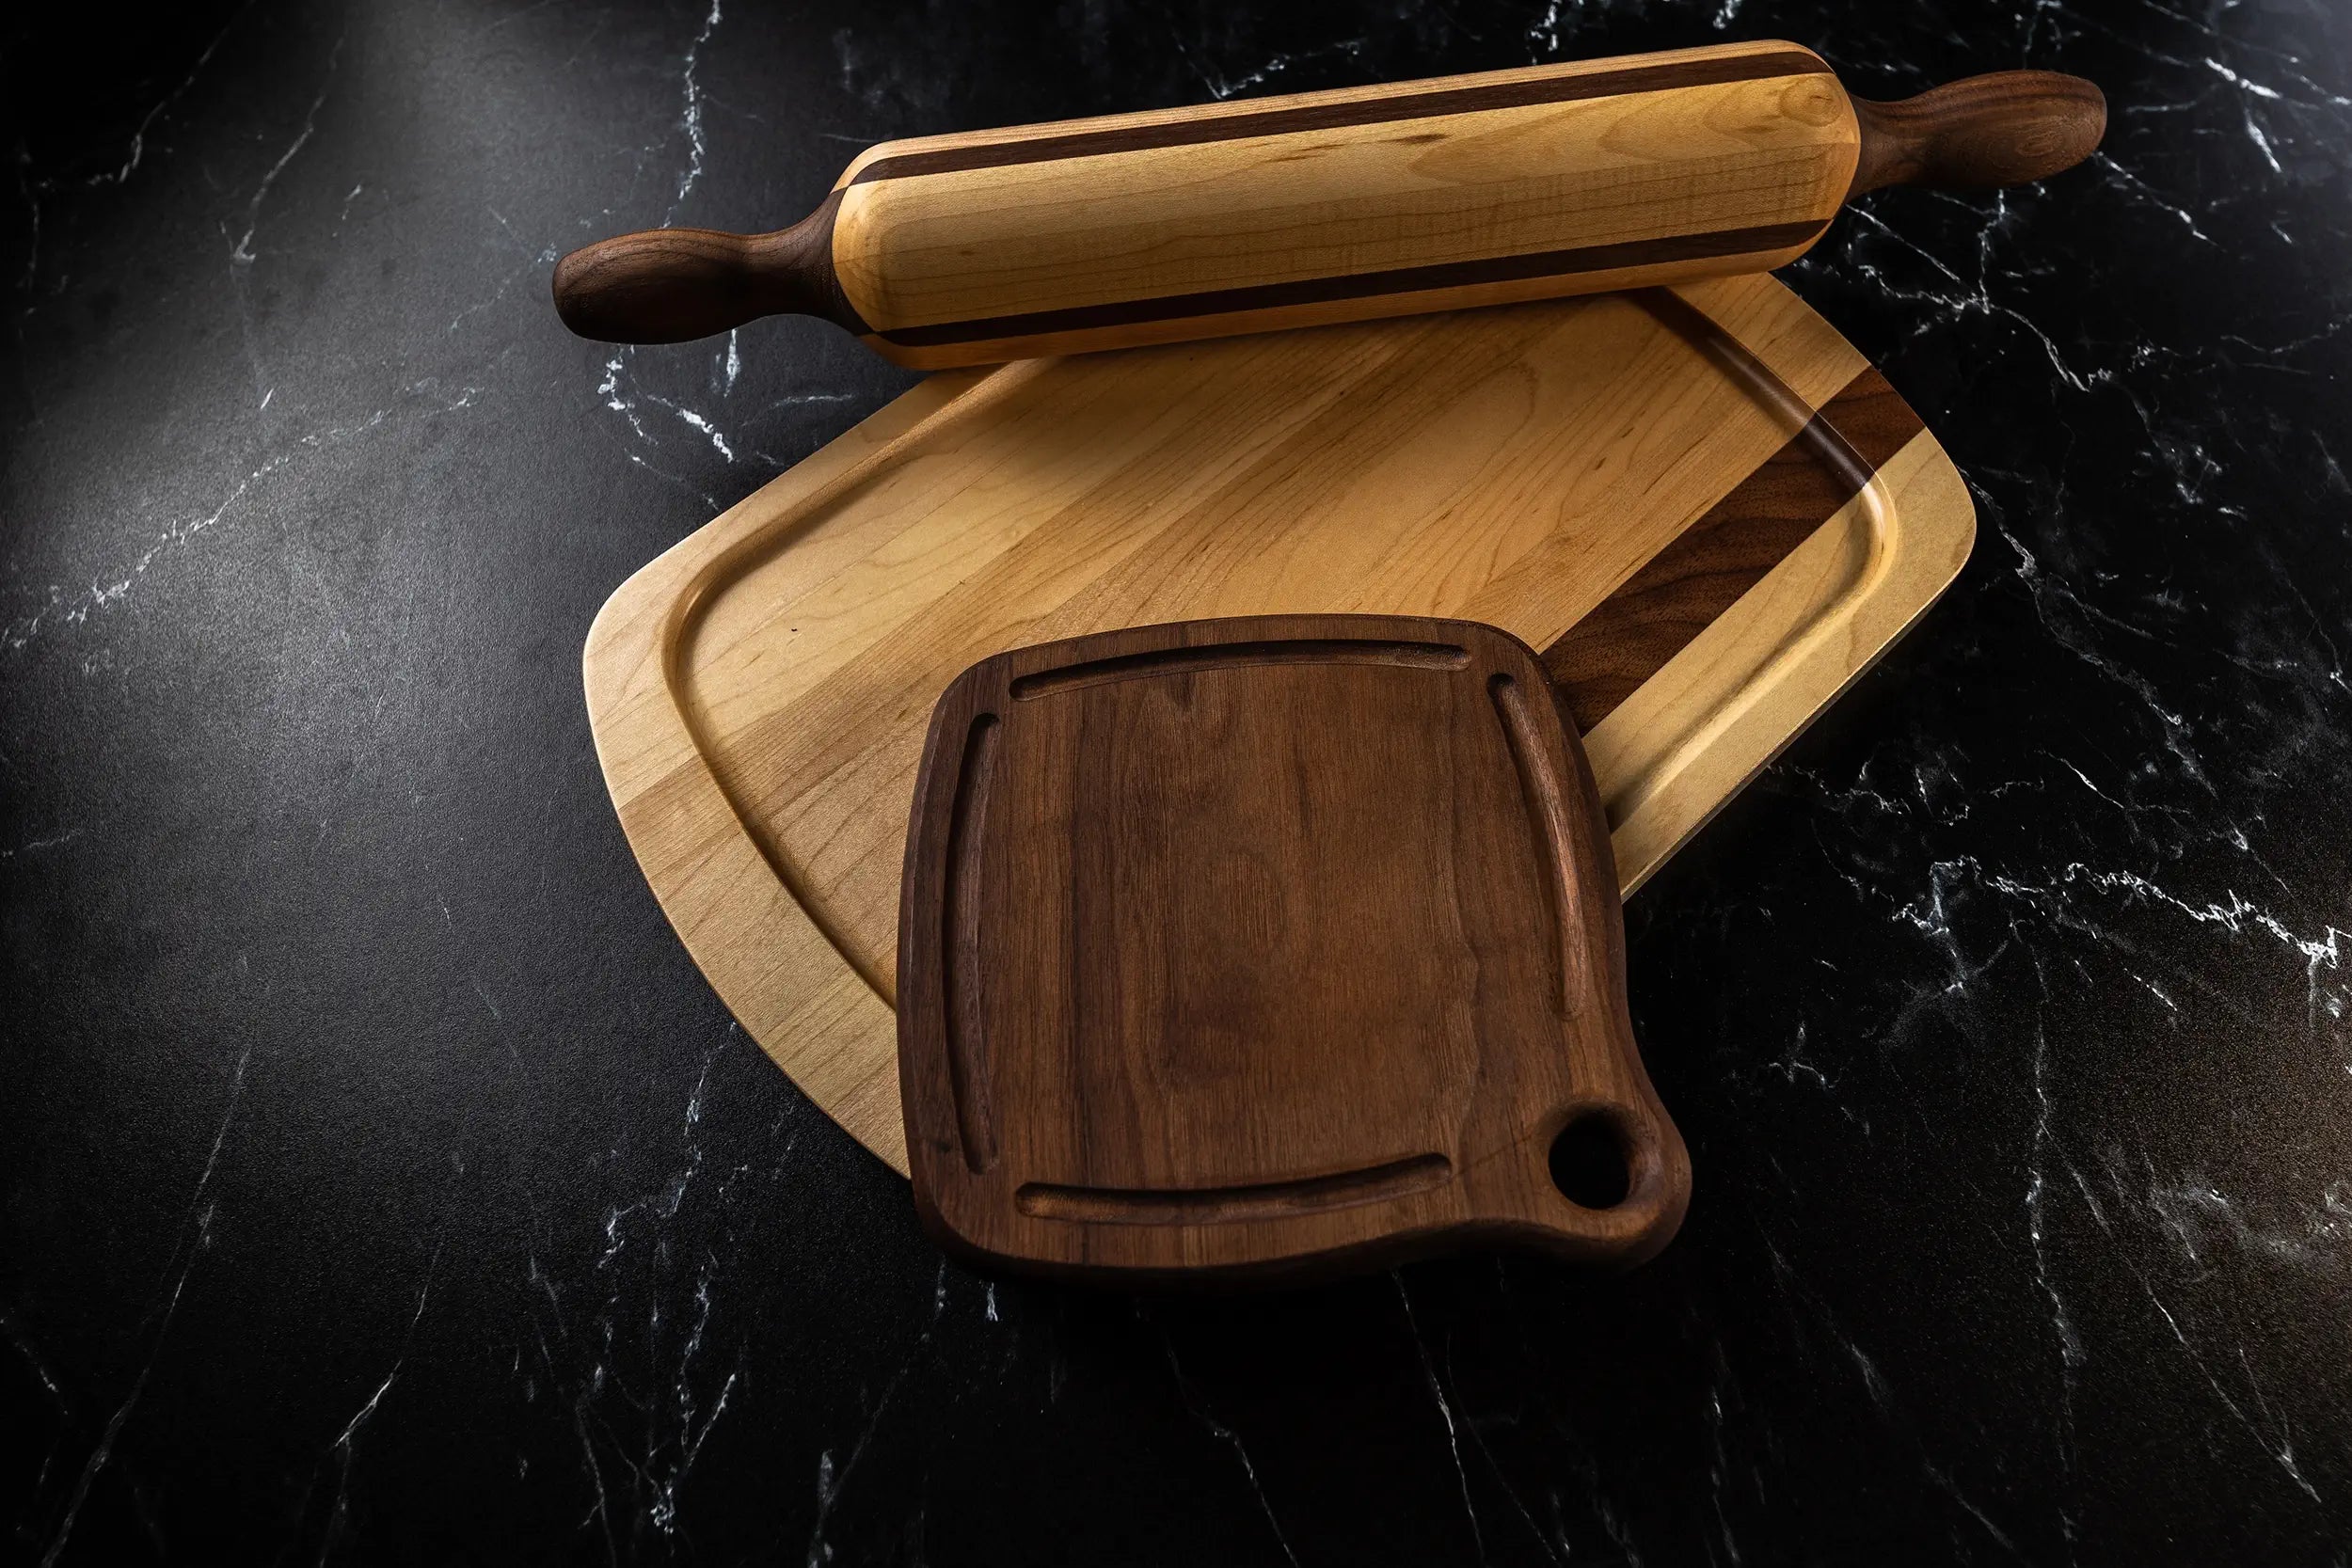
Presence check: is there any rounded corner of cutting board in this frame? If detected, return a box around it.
[1910,424,1980,580]
[1594,401,1979,896]
[581,555,668,728]
[582,278,1979,1178]
[574,456,933,1180]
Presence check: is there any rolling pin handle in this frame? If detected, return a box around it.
[550,193,857,344]
[1849,70,2106,197]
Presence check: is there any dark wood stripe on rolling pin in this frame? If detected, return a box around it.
[849,50,1827,184]
[870,219,1830,349]
[1542,341,1926,734]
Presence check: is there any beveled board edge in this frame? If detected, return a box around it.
[583,369,997,1177]
[582,281,1975,1178]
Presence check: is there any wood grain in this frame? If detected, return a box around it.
[1850,71,2106,196]
[856,221,1832,353]
[550,192,865,345]
[1544,358,1922,729]
[829,46,1855,364]
[580,275,1976,1174]
[555,47,2100,365]
[843,46,1828,182]
[898,616,1687,1280]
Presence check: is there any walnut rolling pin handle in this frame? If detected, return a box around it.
[550,222,843,345]
[1849,70,2106,194]
[552,53,2105,363]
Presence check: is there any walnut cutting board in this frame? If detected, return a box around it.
[583,272,1974,1175]
[898,616,1689,1280]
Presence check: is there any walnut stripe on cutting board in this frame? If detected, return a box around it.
[1543,343,1926,732]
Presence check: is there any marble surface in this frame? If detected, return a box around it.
[6,0,2350,1560]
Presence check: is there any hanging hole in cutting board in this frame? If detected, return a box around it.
[1549,1111,1632,1210]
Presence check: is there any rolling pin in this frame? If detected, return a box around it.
[552,40,2103,369]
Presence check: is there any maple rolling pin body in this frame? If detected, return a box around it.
[554,40,2102,369]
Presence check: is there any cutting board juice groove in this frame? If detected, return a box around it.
[583,274,1973,1172]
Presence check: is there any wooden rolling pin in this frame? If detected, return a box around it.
[553,40,2102,369]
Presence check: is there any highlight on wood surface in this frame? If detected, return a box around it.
[552,40,2103,366]
[579,273,1975,1175]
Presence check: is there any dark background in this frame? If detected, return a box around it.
[7,1,2350,1561]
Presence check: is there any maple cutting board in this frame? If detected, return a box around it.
[583,271,1973,1174]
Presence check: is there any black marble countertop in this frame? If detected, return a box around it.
[7,1,2350,1561]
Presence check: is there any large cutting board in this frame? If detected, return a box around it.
[584,272,1972,1174]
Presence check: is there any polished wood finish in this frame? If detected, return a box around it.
[551,194,862,345]
[580,274,1974,1173]
[826,43,1849,366]
[1545,343,1920,729]
[1850,71,2106,196]
[552,43,2100,367]
[898,616,1686,1280]
[845,47,1826,182]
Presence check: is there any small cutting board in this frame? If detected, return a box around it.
[898,615,1688,1280]
[584,272,1973,1174]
